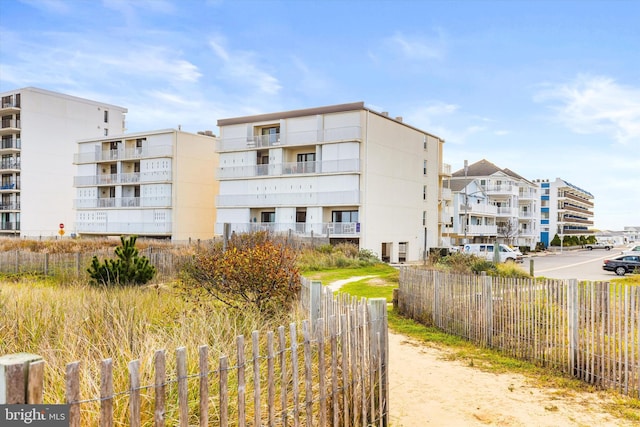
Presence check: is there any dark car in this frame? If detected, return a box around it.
[602,255,640,276]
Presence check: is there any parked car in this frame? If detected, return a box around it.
[602,255,640,276]
[621,245,640,256]
[585,242,613,250]
[462,243,523,263]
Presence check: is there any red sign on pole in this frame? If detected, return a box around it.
[59,223,65,229]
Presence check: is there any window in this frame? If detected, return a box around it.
[423,185,427,200]
[297,153,315,162]
[104,128,108,136]
[423,136,427,149]
[261,212,275,223]
[104,110,109,123]
[422,211,426,226]
[260,126,280,145]
[332,210,358,223]
[423,160,427,175]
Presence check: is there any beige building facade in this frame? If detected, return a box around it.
[74,129,218,241]
[216,102,448,263]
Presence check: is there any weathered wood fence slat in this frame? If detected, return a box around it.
[396,267,640,399]
[3,278,388,425]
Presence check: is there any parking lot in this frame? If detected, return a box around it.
[527,247,633,281]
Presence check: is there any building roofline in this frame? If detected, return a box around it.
[1,86,128,112]
[217,101,444,141]
[76,128,210,143]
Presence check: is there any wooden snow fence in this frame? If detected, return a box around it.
[395,267,640,398]
[1,279,388,426]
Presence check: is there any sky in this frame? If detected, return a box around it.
[1,0,638,230]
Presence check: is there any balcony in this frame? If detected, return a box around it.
[216,190,360,208]
[559,192,594,208]
[74,171,172,187]
[0,221,20,231]
[217,126,362,152]
[0,202,20,210]
[518,188,538,200]
[0,159,20,171]
[218,222,360,237]
[217,158,361,179]
[0,119,20,136]
[495,206,518,217]
[74,145,173,164]
[0,182,19,191]
[74,196,172,209]
[440,188,452,201]
[440,163,452,176]
[0,101,20,114]
[1,137,21,151]
[460,203,498,215]
[75,221,172,234]
[559,203,593,215]
[465,224,498,236]
[485,184,518,197]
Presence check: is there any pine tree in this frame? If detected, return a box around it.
[87,235,156,286]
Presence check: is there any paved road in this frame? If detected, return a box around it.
[526,247,631,281]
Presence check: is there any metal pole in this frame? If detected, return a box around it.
[463,160,468,245]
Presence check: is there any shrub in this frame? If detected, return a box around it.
[180,232,301,314]
[87,235,156,286]
[471,259,498,275]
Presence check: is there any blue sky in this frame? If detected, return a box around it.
[1,0,638,230]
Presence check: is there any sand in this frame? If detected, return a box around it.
[388,332,634,426]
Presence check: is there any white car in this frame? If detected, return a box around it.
[622,245,640,256]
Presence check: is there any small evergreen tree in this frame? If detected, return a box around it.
[87,235,156,286]
[550,234,561,246]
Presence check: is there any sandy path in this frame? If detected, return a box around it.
[389,332,634,426]
[327,276,634,426]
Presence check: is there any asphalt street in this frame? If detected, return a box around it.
[527,247,633,281]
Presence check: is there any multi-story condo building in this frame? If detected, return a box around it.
[441,178,498,245]
[534,178,594,246]
[0,87,127,237]
[449,159,540,249]
[215,102,448,263]
[73,129,218,241]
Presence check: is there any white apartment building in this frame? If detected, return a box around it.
[534,177,594,247]
[0,87,127,237]
[449,159,540,249]
[215,102,448,263]
[73,129,218,241]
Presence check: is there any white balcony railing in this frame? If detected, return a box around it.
[217,158,361,179]
[440,188,452,200]
[460,203,498,215]
[74,171,171,186]
[75,222,172,234]
[495,206,518,217]
[1,138,21,149]
[217,126,362,152]
[74,196,172,209]
[465,224,498,235]
[440,163,452,176]
[216,222,360,236]
[216,190,360,208]
[74,145,173,164]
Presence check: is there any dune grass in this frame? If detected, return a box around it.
[0,279,297,424]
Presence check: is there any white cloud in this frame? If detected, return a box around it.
[384,31,446,61]
[535,75,640,145]
[208,36,282,95]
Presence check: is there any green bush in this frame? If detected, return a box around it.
[87,235,156,286]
